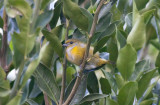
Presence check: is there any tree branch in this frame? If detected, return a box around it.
[62,0,105,105]
[59,19,69,105]
[0,9,8,72]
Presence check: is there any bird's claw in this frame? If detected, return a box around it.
[86,58,91,62]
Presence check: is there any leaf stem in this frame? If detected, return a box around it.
[9,61,25,100]
[59,19,69,105]
[62,0,105,105]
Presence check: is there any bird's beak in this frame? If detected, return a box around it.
[62,43,69,47]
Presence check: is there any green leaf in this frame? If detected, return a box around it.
[116,29,126,50]
[156,52,160,69]
[20,43,48,88]
[150,39,160,50]
[106,97,119,105]
[118,81,138,105]
[127,1,146,50]
[63,0,90,31]
[139,99,153,105]
[117,0,132,14]
[0,16,3,28]
[116,44,137,80]
[42,29,63,57]
[100,78,111,94]
[136,68,157,99]
[107,36,118,62]
[130,60,149,81]
[41,0,54,10]
[66,67,76,84]
[70,74,88,105]
[87,72,99,93]
[6,92,22,105]
[33,63,60,104]
[79,93,107,104]
[93,35,111,54]
[115,74,125,89]
[34,10,53,29]
[102,70,118,93]
[0,67,10,90]
[135,0,149,10]
[110,4,122,22]
[5,0,32,19]
[50,2,62,29]
[142,9,155,24]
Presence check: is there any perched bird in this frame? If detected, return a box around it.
[63,39,111,72]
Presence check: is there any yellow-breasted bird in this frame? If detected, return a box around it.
[63,39,111,73]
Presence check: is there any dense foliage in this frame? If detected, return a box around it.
[0,0,160,105]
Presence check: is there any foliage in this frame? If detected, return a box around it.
[0,0,160,105]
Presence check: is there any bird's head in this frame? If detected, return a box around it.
[63,39,80,47]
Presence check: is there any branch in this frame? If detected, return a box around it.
[0,9,8,72]
[59,19,69,105]
[62,0,105,105]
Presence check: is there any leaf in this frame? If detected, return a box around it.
[100,78,111,94]
[115,74,125,89]
[33,63,60,104]
[110,4,121,22]
[116,44,137,80]
[139,99,153,105]
[116,29,126,50]
[130,60,149,81]
[63,0,90,31]
[66,67,76,84]
[150,39,160,51]
[102,70,118,93]
[34,10,53,29]
[70,74,88,105]
[135,0,149,10]
[0,16,3,28]
[127,1,146,50]
[136,68,157,99]
[118,81,138,105]
[6,92,22,105]
[106,97,119,105]
[50,2,62,29]
[41,0,54,10]
[156,52,160,70]
[117,0,131,14]
[107,36,118,62]
[5,0,32,19]
[87,72,99,93]
[42,29,63,57]
[79,93,107,104]
[20,43,48,88]
[0,67,10,90]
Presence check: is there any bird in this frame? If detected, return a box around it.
[63,39,111,73]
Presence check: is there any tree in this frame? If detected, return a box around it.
[0,0,160,105]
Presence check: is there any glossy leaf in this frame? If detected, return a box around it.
[70,74,88,105]
[20,43,48,88]
[42,29,63,57]
[34,10,53,29]
[135,0,149,10]
[41,0,54,10]
[156,52,160,70]
[115,74,125,89]
[139,99,153,105]
[100,78,111,94]
[66,67,76,84]
[116,44,137,80]
[33,63,60,104]
[79,93,107,104]
[102,70,118,93]
[5,0,32,19]
[63,0,90,31]
[0,67,10,90]
[116,29,126,50]
[136,68,157,99]
[118,81,138,105]
[129,60,149,81]
[127,1,146,50]
[87,72,99,93]
[106,97,119,105]
[150,39,160,50]
[50,2,62,29]
[6,92,22,105]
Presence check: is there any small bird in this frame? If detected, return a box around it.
[63,39,111,72]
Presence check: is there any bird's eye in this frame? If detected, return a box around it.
[70,41,73,44]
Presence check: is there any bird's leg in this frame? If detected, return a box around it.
[86,57,91,62]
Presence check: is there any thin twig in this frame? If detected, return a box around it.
[0,9,8,72]
[59,19,69,105]
[44,92,52,105]
[62,0,105,105]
